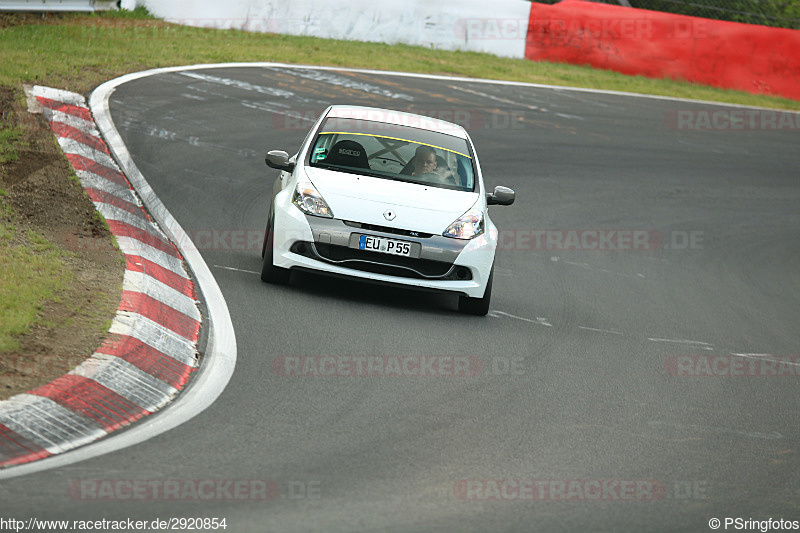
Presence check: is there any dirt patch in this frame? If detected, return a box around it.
[0,13,62,29]
[0,85,125,400]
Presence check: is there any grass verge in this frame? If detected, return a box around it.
[0,110,24,164]
[0,9,798,110]
[0,196,72,353]
[0,112,68,353]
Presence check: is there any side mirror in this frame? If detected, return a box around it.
[487,186,515,206]
[265,150,295,172]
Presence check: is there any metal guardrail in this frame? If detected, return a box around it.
[0,0,117,12]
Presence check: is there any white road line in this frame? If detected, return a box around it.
[448,84,546,112]
[648,338,714,350]
[288,68,414,101]
[489,310,552,327]
[494,267,513,277]
[180,71,294,98]
[577,326,623,335]
[730,353,800,367]
[554,112,585,120]
[214,265,259,275]
[562,259,645,279]
[648,420,783,440]
[181,93,207,101]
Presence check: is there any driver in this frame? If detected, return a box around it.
[410,145,438,176]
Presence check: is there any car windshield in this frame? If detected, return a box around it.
[307,116,476,192]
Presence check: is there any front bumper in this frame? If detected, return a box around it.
[272,196,496,298]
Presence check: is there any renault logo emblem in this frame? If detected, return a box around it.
[383,210,396,221]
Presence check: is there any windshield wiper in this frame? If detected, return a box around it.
[312,163,405,182]
[311,163,461,189]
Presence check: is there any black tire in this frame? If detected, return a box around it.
[458,267,493,316]
[260,215,290,285]
[261,215,270,258]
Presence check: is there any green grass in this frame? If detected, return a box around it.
[0,112,24,164]
[0,108,73,353]
[0,12,797,109]
[0,104,119,353]
[0,200,72,353]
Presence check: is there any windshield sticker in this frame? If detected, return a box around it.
[318,131,471,159]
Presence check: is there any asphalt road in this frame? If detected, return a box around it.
[3,66,799,532]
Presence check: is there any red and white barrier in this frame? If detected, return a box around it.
[525,0,800,101]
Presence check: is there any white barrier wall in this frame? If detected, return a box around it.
[130,0,530,58]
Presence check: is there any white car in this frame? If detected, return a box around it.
[261,105,514,315]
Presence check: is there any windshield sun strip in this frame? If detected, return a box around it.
[317,131,472,159]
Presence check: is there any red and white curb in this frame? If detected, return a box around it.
[0,86,201,468]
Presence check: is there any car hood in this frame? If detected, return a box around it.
[304,166,480,233]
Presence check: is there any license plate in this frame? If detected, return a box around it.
[357,234,413,257]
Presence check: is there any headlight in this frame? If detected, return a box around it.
[292,178,333,218]
[443,208,484,240]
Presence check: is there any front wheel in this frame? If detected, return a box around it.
[261,215,290,285]
[458,267,493,316]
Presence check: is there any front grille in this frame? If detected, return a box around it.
[290,241,471,281]
[343,221,433,239]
